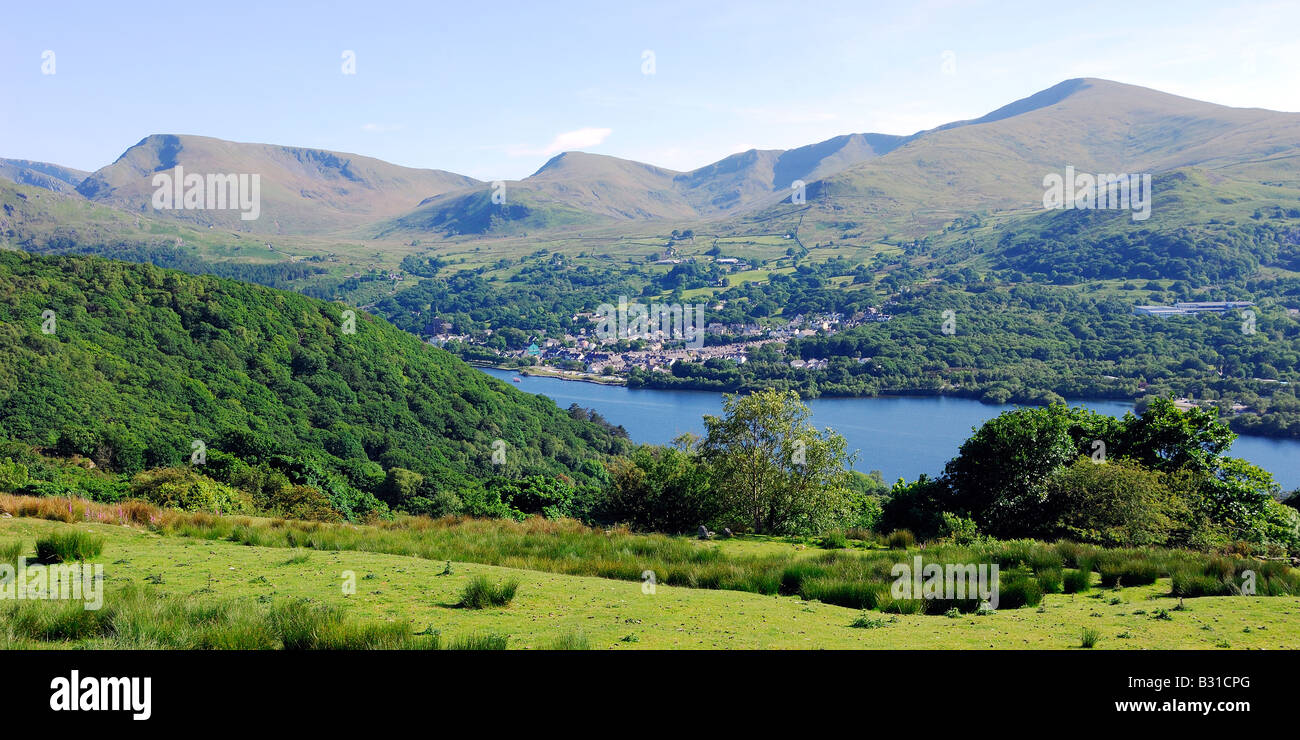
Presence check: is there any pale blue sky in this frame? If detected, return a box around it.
[3,0,1297,180]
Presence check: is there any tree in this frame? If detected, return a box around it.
[601,442,714,532]
[942,405,1114,536]
[700,390,854,535]
[1041,457,1187,547]
[1119,397,1233,474]
[380,467,424,507]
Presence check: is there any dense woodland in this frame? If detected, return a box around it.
[0,252,626,521]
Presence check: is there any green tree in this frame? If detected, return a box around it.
[942,405,1104,536]
[1041,457,1187,547]
[602,441,715,532]
[700,390,853,535]
[380,467,424,507]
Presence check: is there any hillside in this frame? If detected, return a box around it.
[382,134,910,236]
[77,134,481,236]
[778,78,1300,243]
[0,251,625,517]
[6,514,1298,649]
[0,158,88,194]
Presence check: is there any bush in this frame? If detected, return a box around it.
[0,459,30,492]
[129,468,252,515]
[457,575,519,609]
[34,531,104,563]
[940,512,981,545]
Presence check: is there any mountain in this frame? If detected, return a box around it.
[11,78,1300,250]
[675,133,905,213]
[383,151,698,236]
[77,134,481,235]
[0,159,89,194]
[387,78,1300,239]
[0,250,626,517]
[382,135,907,236]
[779,78,1300,242]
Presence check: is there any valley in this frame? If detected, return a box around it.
[5,79,1298,438]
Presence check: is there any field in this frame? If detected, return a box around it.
[3,512,1297,650]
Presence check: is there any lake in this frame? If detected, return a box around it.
[479,368,1300,491]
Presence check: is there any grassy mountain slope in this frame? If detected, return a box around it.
[386,152,697,236]
[0,251,624,513]
[781,78,1300,244]
[385,135,909,235]
[0,158,88,194]
[77,134,481,236]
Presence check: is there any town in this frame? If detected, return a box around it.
[426,306,893,380]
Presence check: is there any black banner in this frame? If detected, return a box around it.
[9,649,1289,728]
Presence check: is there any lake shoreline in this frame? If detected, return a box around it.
[477,367,1300,490]
[474,361,1297,443]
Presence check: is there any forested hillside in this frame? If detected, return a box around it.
[0,251,626,518]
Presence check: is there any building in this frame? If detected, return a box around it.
[1133,301,1253,317]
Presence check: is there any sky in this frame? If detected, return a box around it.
[2,0,1298,181]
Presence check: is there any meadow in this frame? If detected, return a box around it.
[3,494,1297,649]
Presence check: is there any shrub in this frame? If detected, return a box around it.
[457,575,519,609]
[940,512,982,545]
[129,468,252,515]
[34,531,104,563]
[0,459,29,492]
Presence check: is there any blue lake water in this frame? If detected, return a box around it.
[479,368,1300,491]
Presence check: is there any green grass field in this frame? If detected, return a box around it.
[3,515,1296,650]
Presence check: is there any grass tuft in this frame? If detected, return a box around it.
[457,575,519,609]
[34,530,104,563]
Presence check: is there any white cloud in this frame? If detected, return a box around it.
[510,127,612,156]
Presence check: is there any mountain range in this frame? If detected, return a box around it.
[3,78,1299,244]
